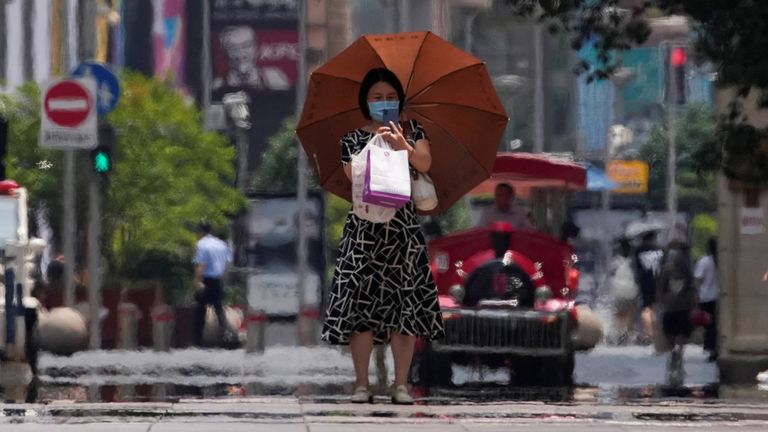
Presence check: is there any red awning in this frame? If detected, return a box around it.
[469,152,586,197]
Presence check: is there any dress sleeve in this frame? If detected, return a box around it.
[340,132,356,166]
[407,119,428,142]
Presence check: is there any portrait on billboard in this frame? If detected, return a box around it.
[212,26,297,91]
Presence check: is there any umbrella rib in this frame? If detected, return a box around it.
[404,34,429,96]
[309,72,361,86]
[299,106,361,128]
[413,111,492,178]
[408,63,484,100]
[362,36,389,75]
[408,102,508,120]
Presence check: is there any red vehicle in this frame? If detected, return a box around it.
[411,153,602,388]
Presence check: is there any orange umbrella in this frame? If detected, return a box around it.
[297,31,508,214]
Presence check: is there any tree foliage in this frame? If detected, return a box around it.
[503,0,768,183]
[106,72,246,274]
[251,116,318,193]
[1,73,246,282]
[638,103,717,213]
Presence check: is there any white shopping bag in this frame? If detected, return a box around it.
[363,135,411,209]
[351,136,397,223]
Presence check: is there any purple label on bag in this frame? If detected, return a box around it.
[364,148,409,209]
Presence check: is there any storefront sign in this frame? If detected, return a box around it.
[607,160,649,194]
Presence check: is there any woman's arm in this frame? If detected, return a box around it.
[343,163,352,181]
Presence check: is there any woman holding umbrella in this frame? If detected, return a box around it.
[298,31,509,403]
[320,68,444,405]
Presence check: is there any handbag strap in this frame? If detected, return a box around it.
[402,120,422,180]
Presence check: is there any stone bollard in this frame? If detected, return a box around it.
[245,307,267,353]
[571,304,604,351]
[117,303,141,350]
[36,307,88,356]
[151,304,175,352]
[297,307,320,346]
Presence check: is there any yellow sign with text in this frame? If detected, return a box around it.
[607,160,649,194]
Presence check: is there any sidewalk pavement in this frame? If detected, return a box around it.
[3,396,768,431]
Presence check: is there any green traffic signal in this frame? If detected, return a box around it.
[94,150,111,173]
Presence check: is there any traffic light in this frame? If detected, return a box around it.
[92,146,111,173]
[667,46,687,105]
[91,123,115,175]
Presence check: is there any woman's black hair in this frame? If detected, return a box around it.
[358,68,405,120]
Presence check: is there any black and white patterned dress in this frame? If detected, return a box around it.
[321,121,445,345]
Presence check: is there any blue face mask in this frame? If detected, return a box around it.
[367,100,400,123]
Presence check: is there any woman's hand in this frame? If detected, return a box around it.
[377,121,431,173]
[376,122,409,151]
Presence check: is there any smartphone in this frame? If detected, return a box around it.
[382,108,399,129]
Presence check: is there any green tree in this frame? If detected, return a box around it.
[1,83,65,228]
[1,74,246,289]
[638,104,717,213]
[106,72,246,275]
[252,116,317,193]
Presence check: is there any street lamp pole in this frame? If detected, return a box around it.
[295,0,311,345]
[532,23,545,153]
[666,42,681,235]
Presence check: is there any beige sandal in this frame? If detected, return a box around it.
[390,384,414,405]
[351,386,373,404]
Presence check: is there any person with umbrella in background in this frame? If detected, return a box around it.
[656,239,697,387]
[634,231,664,344]
[297,32,508,404]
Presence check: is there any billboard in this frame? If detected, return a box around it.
[210,0,298,173]
[211,27,298,92]
[152,0,186,87]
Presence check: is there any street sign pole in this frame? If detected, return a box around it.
[72,59,121,351]
[87,162,102,350]
[80,0,101,351]
[62,151,76,306]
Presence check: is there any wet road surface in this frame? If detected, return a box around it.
[11,344,722,403]
[3,344,768,429]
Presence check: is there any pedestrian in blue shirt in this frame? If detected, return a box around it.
[193,222,234,346]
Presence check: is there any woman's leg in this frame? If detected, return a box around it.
[350,331,374,388]
[390,332,416,387]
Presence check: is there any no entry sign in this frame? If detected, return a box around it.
[39,78,97,149]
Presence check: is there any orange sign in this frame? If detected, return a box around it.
[607,160,649,194]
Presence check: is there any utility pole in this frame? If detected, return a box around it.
[201,0,212,115]
[79,0,102,349]
[666,42,684,236]
[295,0,311,345]
[0,0,5,83]
[22,0,34,81]
[532,23,545,153]
[61,0,76,307]
[397,0,408,32]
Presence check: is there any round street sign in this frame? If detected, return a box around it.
[71,61,121,116]
[44,80,94,128]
